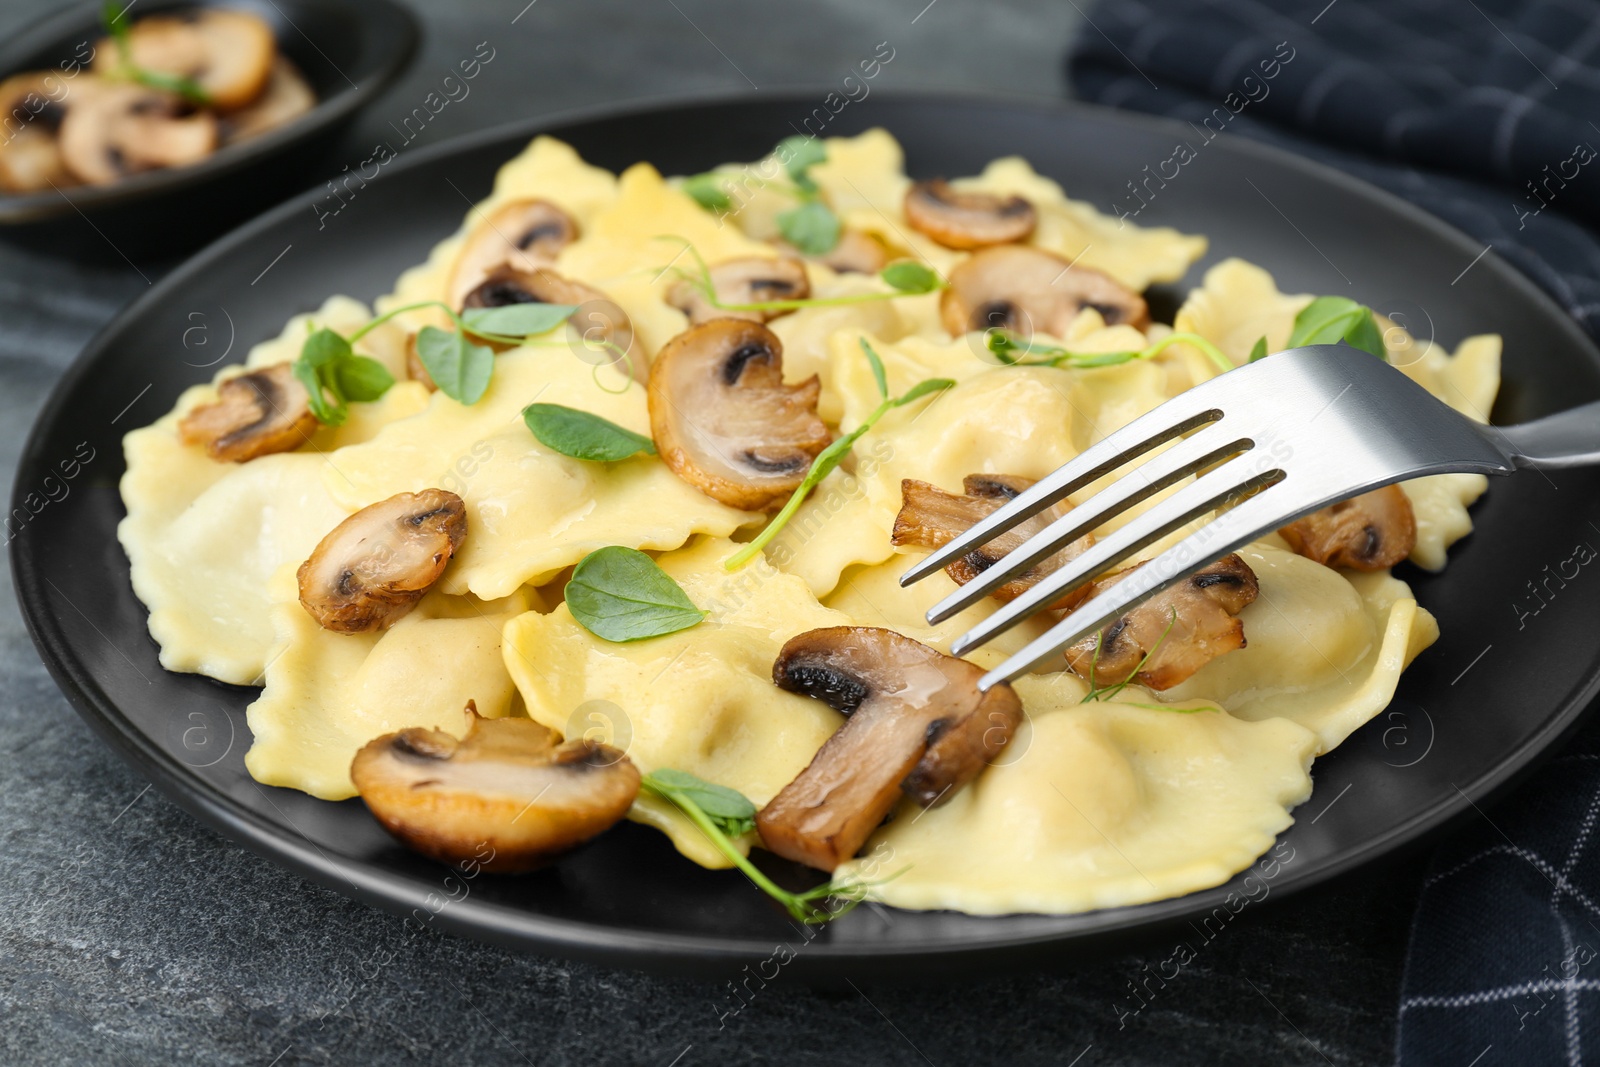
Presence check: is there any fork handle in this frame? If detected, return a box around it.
[1492,401,1600,469]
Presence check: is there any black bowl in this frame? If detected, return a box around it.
[12,92,1600,980]
[0,0,417,258]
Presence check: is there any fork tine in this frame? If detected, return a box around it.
[922,424,1254,624]
[897,390,1229,587]
[973,491,1292,689]
[949,456,1284,657]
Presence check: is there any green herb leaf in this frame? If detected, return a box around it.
[1286,296,1386,360]
[566,547,706,641]
[332,356,395,402]
[461,303,576,339]
[681,173,732,212]
[893,377,956,406]
[860,336,888,400]
[1248,336,1269,363]
[523,403,657,462]
[776,135,827,193]
[415,325,494,405]
[294,327,396,426]
[880,260,942,294]
[644,769,756,837]
[776,200,841,255]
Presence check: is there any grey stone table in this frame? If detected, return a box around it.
[0,1,1432,1063]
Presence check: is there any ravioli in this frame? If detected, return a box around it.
[834,673,1318,914]
[118,297,429,685]
[246,582,532,800]
[321,348,758,600]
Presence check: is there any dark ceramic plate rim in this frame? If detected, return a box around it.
[15,89,1600,968]
[0,0,418,223]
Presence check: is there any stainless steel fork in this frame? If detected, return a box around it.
[900,343,1600,690]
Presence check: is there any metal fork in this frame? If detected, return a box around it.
[900,343,1600,691]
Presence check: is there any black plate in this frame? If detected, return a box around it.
[0,0,417,256]
[13,93,1600,979]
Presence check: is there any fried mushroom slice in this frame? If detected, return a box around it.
[446,199,579,308]
[775,229,891,275]
[0,73,77,194]
[352,704,640,873]
[648,319,830,511]
[177,362,316,462]
[96,9,276,111]
[58,84,218,185]
[1277,486,1417,571]
[461,266,640,379]
[892,474,1096,606]
[904,178,1036,250]
[667,256,810,325]
[297,490,467,633]
[221,57,315,143]
[757,627,1023,871]
[940,245,1149,338]
[1064,554,1259,691]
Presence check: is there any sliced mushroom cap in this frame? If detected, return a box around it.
[940,245,1149,338]
[221,56,315,143]
[904,178,1036,250]
[775,229,891,275]
[297,489,467,633]
[648,319,830,512]
[405,332,436,391]
[58,83,217,185]
[461,266,640,380]
[352,705,640,873]
[1064,554,1260,691]
[1277,485,1417,571]
[97,9,277,111]
[177,362,316,462]
[667,256,811,326]
[892,474,1096,606]
[0,73,76,194]
[446,199,579,309]
[757,626,1022,871]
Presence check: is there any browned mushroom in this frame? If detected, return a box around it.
[446,199,580,308]
[940,245,1149,338]
[1063,554,1260,691]
[352,703,640,873]
[904,178,1036,250]
[461,266,641,379]
[96,9,276,112]
[0,73,78,194]
[648,319,830,511]
[892,474,1096,606]
[297,489,467,633]
[756,627,1022,871]
[405,332,436,391]
[667,256,810,325]
[177,362,316,462]
[220,56,314,143]
[775,229,891,275]
[58,83,217,185]
[1277,486,1417,571]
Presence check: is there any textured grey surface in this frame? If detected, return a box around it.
[0,1,1422,1064]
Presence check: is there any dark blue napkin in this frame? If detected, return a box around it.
[1068,2,1600,1063]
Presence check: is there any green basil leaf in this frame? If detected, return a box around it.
[880,260,941,294]
[777,134,826,192]
[681,173,732,212]
[523,403,657,462]
[415,325,495,405]
[566,546,705,642]
[892,377,955,407]
[645,769,757,836]
[461,303,577,338]
[333,356,395,403]
[776,200,841,255]
[1286,297,1386,360]
[1248,336,1269,363]
[860,337,888,400]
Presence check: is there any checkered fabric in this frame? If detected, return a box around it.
[1068,3,1600,1063]
[1066,0,1600,340]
